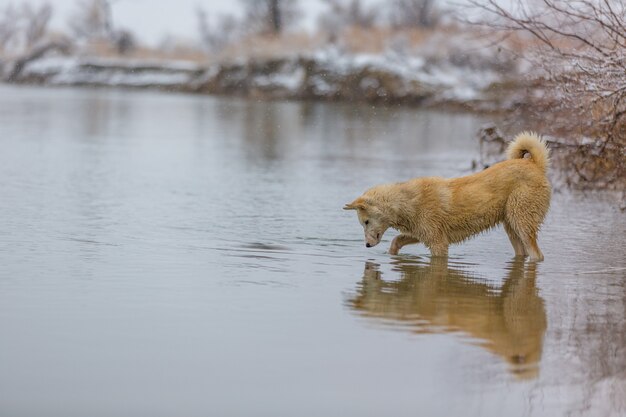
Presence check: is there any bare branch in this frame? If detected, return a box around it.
[468,0,625,188]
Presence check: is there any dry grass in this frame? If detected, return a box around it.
[210,24,478,60]
[324,24,478,54]
[72,39,207,63]
[338,27,422,54]
[214,31,325,62]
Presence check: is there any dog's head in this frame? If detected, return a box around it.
[343,196,389,248]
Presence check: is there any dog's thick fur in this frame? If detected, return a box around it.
[344,132,551,261]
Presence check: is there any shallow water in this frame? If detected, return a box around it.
[0,85,624,417]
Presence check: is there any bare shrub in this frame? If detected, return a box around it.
[468,0,626,189]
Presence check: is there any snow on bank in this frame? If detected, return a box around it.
[19,56,202,88]
[7,47,512,107]
[308,47,500,101]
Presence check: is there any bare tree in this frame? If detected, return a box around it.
[68,0,136,55]
[196,6,240,53]
[269,0,281,33]
[6,40,71,82]
[22,2,53,48]
[468,0,625,188]
[239,0,301,35]
[112,29,135,55]
[0,4,20,53]
[0,2,53,54]
[318,0,378,37]
[69,0,113,41]
[0,1,69,82]
[389,0,441,28]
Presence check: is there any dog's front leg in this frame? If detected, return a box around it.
[389,234,419,255]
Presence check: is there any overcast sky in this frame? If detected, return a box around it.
[0,0,335,46]
[1,0,485,46]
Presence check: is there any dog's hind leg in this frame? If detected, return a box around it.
[389,234,419,255]
[506,217,544,261]
[428,241,449,258]
[519,232,543,261]
[504,222,527,257]
[505,190,548,262]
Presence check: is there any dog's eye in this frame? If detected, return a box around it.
[364,220,369,225]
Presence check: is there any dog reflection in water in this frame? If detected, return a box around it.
[348,258,547,379]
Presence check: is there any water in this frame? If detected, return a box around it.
[0,85,624,417]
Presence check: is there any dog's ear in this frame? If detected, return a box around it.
[343,198,369,211]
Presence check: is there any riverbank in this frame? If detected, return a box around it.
[1,43,521,113]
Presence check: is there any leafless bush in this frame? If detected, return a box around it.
[318,0,379,37]
[389,0,441,28]
[468,0,625,189]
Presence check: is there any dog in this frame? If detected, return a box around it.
[344,132,551,261]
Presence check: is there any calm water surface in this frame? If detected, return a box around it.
[0,85,624,417]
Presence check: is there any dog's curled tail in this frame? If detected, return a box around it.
[506,132,550,173]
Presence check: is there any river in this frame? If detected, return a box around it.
[0,85,624,417]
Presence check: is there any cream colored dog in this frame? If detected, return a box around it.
[344,132,551,261]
